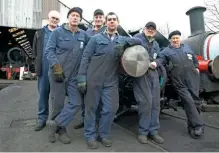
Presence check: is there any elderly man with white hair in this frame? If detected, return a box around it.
[32,10,60,131]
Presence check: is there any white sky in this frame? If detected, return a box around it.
[60,0,207,38]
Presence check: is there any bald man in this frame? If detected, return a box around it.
[33,10,60,131]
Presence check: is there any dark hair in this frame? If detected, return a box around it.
[105,12,119,21]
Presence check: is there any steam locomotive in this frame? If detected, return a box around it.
[1,4,218,114]
[115,6,219,119]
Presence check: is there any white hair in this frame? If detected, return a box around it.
[48,10,60,19]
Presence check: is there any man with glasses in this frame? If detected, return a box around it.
[33,10,60,131]
[77,12,142,149]
[133,22,164,144]
[45,7,89,144]
[74,8,106,130]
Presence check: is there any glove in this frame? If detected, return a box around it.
[149,62,157,69]
[77,75,87,94]
[52,64,65,82]
[114,43,130,56]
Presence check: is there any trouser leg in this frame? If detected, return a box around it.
[149,76,161,135]
[49,72,66,120]
[175,87,204,128]
[84,85,102,141]
[37,74,50,124]
[98,86,119,139]
[55,80,82,127]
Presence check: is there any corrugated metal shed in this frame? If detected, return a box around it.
[32,0,43,28]
[0,0,43,29]
[0,0,86,29]
[42,0,60,19]
[0,0,64,29]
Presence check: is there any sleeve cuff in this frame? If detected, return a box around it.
[77,75,86,82]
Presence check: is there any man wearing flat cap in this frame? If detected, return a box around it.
[133,21,164,144]
[154,30,204,139]
[45,7,89,144]
[74,8,106,130]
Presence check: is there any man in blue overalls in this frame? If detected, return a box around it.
[45,7,89,144]
[77,12,142,149]
[155,30,204,139]
[74,9,106,130]
[133,22,164,144]
[33,10,60,131]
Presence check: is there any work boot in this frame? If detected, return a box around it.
[193,126,204,136]
[34,122,46,131]
[149,134,164,144]
[47,120,58,143]
[137,135,148,144]
[58,127,71,144]
[87,140,98,149]
[74,122,84,129]
[100,138,112,147]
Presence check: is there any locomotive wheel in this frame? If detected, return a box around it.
[7,47,23,63]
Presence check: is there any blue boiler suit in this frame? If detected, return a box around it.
[155,44,204,130]
[133,32,161,136]
[80,26,106,121]
[78,31,142,141]
[45,23,88,127]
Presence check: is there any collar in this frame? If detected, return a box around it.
[103,28,119,35]
[92,25,104,31]
[45,24,58,32]
[64,23,80,33]
[169,43,184,49]
[143,33,155,43]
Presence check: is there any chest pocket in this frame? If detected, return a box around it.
[77,37,85,51]
[150,46,158,60]
[184,50,193,60]
[57,37,72,51]
[186,53,193,60]
[96,40,110,54]
[167,53,180,66]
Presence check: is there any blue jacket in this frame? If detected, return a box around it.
[86,26,106,38]
[156,44,199,68]
[78,31,142,76]
[134,32,160,61]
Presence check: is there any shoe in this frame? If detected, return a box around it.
[193,126,204,136]
[34,122,46,131]
[100,138,112,147]
[74,122,84,129]
[87,140,98,149]
[58,127,71,144]
[149,134,164,144]
[137,134,148,144]
[47,120,58,143]
[188,126,204,139]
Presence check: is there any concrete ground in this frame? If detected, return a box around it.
[0,81,163,152]
[117,105,219,152]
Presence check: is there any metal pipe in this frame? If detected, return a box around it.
[186,6,206,36]
[198,60,212,72]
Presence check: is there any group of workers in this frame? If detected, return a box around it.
[32,6,205,149]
